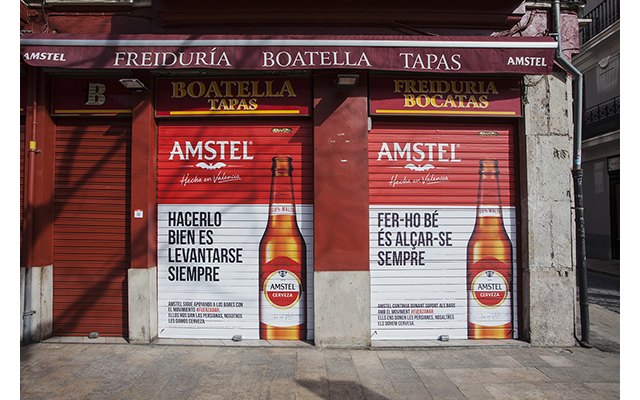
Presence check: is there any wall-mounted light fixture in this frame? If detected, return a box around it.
[119,78,148,91]
[334,74,359,89]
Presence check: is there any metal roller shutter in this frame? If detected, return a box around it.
[369,122,518,341]
[53,122,131,337]
[157,120,314,340]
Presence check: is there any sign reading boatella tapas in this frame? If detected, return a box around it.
[156,77,311,117]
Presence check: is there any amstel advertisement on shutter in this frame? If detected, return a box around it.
[157,77,313,340]
[368,122,518,340]
[368,77,520,340]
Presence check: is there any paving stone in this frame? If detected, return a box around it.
[501,348,551,367]
[492,367,551,383]
[442,368,497,386]
[155,368,206,400]
[221,339,252,346]
[326,380,366,400]
[259,378,298,400]
[541,382,612,400]
[443,367,549,385]
[569,347,620,367]
[455,383,497,400]
[324,349,359,380]
[429,349,470,369]
[484,382,608,400]
[445,349,495,368]
[413,368,465,400]
[585,383,620,400]
[351,351,396,399]
[226,356,268,398]
[378,351,431,399]
[187,393,229,400]
[538,354,575,367]
[264,349,297,380]
[197,339,225,346]
[537,366,620,383]
[296,349,329,398]
[483,382,553,400]
[403,349,449,370]
[296,378,330,399]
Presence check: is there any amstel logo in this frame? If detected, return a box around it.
[264,270,301,309]
[471,269,509,308]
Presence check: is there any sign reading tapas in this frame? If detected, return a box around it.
[370,77,521,117]
[155,77,311,117]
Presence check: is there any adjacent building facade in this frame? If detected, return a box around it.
[574,0,620,262]
[20,0,584,347]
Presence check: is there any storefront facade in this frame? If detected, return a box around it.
[20,3,582,347]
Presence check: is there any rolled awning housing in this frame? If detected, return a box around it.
[20,34,557,74]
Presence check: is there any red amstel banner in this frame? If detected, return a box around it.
[50,77,133,116]
[368,123,516,206]
[20,34,557,75]
[370,76,522,117]
[155,77,311,117]
[157,122,313,204]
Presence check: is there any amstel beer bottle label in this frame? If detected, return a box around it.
[264,269,301,308]
[260,258,304,327]
[468,260,511,326]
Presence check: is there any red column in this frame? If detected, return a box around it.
[23,67,55,268]
[130,72,158,269]
[313,71,369,271]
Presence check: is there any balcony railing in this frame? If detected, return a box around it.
[580,0,620,44]
[583,96,620,140]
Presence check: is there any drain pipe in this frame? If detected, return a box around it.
[552,0,590,347]
[22,79,38,345]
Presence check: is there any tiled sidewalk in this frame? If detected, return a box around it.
[25,302,620,399]
[20,341,619,399]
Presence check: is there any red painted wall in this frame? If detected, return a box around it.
[24,69,55,268]
[130,72,158,269]
[313,71,370,272]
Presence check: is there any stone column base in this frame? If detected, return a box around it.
[128,267,158,344]
[20,265,53,343]
[313,271,370,348]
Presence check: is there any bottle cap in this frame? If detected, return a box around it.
[479,159,499,174]
[272,156,293,175]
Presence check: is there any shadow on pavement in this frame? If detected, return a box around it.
[295,378,394,400]
[589,304,620,353]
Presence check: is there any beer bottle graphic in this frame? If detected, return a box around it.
[467,159,513,339]
[259,156,307,340]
